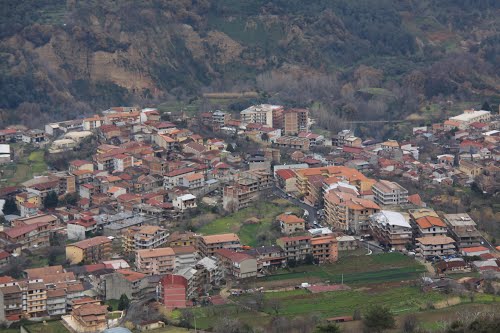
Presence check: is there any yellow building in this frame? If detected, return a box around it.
[458,159,483,178]
[15,192,41,208]
[66,236,112,264]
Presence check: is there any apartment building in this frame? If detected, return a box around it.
[168,231,198,247]
[172,246,199,269]
[448,109,491,129]
[443,213,482,249]
[324,188,380,233]
[240,104,283,128]
[369,211,412,251]
[243,245,286,271]
[276,235,312,262]
[372,180,408,206]
[136,247,175,275]
[0,285,23,321]
[0,222,51,251]
[215,249,258,279]
[274,136,310,151]
[23,282,47,318]
[222,169,273,211]
[416,236,456,257]
[277,213,306,235]
[283,108,309,135]
[66,236,112,265]
[412,214,448,238]
[295,166,376,207]
[197,233,242,257]
[122,225,169,253]
[310,235,338,264]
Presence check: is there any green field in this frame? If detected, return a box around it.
[23,320,69,333]
[197,200,302,247]
[0,146,48,186]
[259,253,426,286]
[261,286,446,317]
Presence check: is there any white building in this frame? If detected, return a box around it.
[173,194,197,211]
[449,110,491,129]
[240,104,282,127]
[372,180,409,206]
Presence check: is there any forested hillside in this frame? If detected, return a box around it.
[1,0,499,130]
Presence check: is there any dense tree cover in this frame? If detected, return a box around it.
[43,191,59,209]
[0,0,499,129]
[118,294,130,311]
[362,306,396,333]
[2,197,19,215]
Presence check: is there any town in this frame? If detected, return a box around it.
[0,103,498,333]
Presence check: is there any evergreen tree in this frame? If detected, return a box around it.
[362,306,395,333]
[2,197,19,215]
[314,323,342,333]
[118,294,130,311]
[43,191,59,209]
[481,101,491,111]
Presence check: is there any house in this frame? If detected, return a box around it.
[458,159,483,179]
[136,247,175,275]
[67,217,97,240]
[215,249,258,279]
[66,303,108,333]
[372,180,408,206]
[416,236,456,257]
[22,129,46,144]
[66,236,112,264]
[436,258,467,274]
[181,173,204,189]
[172,246,199,269]
[460,246,490,257]
[197,233,241,257]
[173,194,197,211]
[277,213,305,235]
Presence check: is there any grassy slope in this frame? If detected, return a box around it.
[197,200,302,247]
[260,253,426,285]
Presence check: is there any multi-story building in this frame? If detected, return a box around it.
[168,231,198,247]
[411,213,448,238]
[372,180,408,206]
[324,187,380,233]
[157,274,188,310]
[197,233,242,257]
[448,109,491,129]
[172,246,199,269]
[0,222,51,251]
[0,285,23,322]
[310,235,338,264]
[215,249,258,279]
[136,247,175,275]
[240,104,283,128]
[222,169,273,211]
[443,213,482,249]
[458,160,484,179]
[68,303,108,333]
[369,210,412,251]
[23,281,47,318]
[243,245,286,271]
[274,136,310,151]
[416,236,456,258]
[66,236,112,265]
[295,166,376,207]
[276,235,312,262]
[283,109,309,135]
[46,289,67,316]
[122,225,169,253]
[277,213,306,235]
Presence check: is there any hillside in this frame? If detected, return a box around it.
[1,0,500,129]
